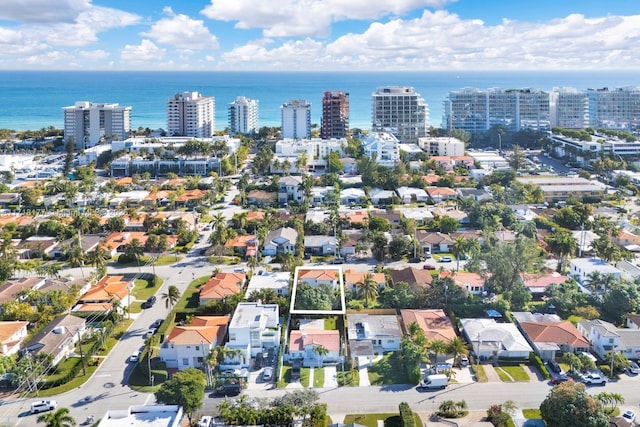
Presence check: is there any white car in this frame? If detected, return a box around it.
[197,415,213,427]
[627,360,640,374]
[582,373,607,385]
[263,367,273,381]
[129,350,141,363]
[30,400,57,414]
[623,410,636,424]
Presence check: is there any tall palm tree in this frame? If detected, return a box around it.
[450,236,467,271]
[246,256,259,273]
[211,212,227,232]
[447,337,469,366]
[313,345,329,368]
[356,273,379,307]
[66,245,86,277]
[124,238,145,266]
[545,230,577,272]
[36,407,76,427]
[161,285,180,311]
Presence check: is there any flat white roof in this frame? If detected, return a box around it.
[245,272,291,296]
[98,405,182,427]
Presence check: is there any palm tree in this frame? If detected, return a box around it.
[446,337,469,366]
[545,230,577,272]
[66,245,86,277]
[36,407,76,427]
[124,238,145,266]
[428,339,447,364]
[246,256,259,273]
[313,345,329,368]
[450,236,467,271]
[356,273,379,307]
[211,212,226,232]
[161,285,180,311]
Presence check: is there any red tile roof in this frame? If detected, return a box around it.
[519,321,590,348]
[289,329,340,352]
[400,309,456,342]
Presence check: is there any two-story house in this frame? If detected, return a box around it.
[159,316,229,370]
[578,318,640,361]
[278,176,304,205]
[286,329,340,367]
[224,303,280,368]
[262,227,298,256]
[0,321,29,356]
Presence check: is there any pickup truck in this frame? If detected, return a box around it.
[582,373,607,385]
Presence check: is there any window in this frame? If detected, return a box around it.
[195,346,200,351]
[182,358,189,366]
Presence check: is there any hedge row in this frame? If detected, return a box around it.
[399,402,415,427]
[530,352,550,380]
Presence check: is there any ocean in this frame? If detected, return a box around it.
[1,70,639,132]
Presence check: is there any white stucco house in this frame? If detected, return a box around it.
[569,258,622,288]
[159,316,229,370]
[262,227,298,256]
[460,318,533,360]
[578,318,640,361]
[396,187,429,204]
[224,303,280,366]
[245,272,291,297]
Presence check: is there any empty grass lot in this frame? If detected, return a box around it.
[367,353,410,385]
[522,409,542,419]
[495,365,530,382]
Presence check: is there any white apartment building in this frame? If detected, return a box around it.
[275,138,346,160]
[361,131,400,167]
[372,86,429,144]
[63,101,131,148]
[418,136,465,157]
[443,88,551,133]
[228,96,259,135]
[550,87,590,129]
[167,91,214,138]
[587,86,640,130]
[281,99,311,139]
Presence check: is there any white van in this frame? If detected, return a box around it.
[30,400,57,414]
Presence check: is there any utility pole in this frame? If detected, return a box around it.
[77,329,86,376]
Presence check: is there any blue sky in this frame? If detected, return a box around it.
[1,0,640,70]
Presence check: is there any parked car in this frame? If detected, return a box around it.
[152,319,163,328]
[197,416,213,427]
[30,400,57,414]
[423,264,436,270]
[627,360,640,374]
[213,384,241,397]
[145,328,157,338]
[331,257,344,264]
[623,410,636,424]
[456,355,469,367]
[546,360,562,374]
[438,256,453,263]
[263,367,273,381]
[129,351,141,363]
[550,375,571,385]
[144,296,156,308]
[582,373,607,385]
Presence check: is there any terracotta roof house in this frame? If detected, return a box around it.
[520,272,569,297]
[400,309,457,343]
[389,267,433,288]
[440,271,486,296]
[512,312,590,361]
[175,189,207,206]
[369,209,401,227]
[416,231,454,254]
[101,231,148,257]
[224,234,258,258]
[0,321,29,356]
[298,268,339,288]
[343,269,386,292]
[199,272,246,305]
[159,316,229,370]
[245,211,266,222]
[342,210,369,227]
[286,329,340,367]
[23,314,87,367]
[75,275,133,314]
[426,186,458,204]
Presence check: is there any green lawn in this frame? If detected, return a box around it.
[472,364,488,382]
[35,364,99,397]
[277,365,291,388]
[131,276,164,301]
[495,365,530,382]
[367,353,410,385]
[175,275,211,312]
[313,368,325,387]
[343,413,422,427]
[206,256,241,265]
[324,317,337,330]
[522,409,542,419]
[300,367,311,387]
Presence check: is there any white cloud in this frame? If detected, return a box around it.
[219,11,640,71]
[0,0,91,23]
[121,39,166,63]
[142,8,219,50]
[201,0,452,37]
[78,49,110,61]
